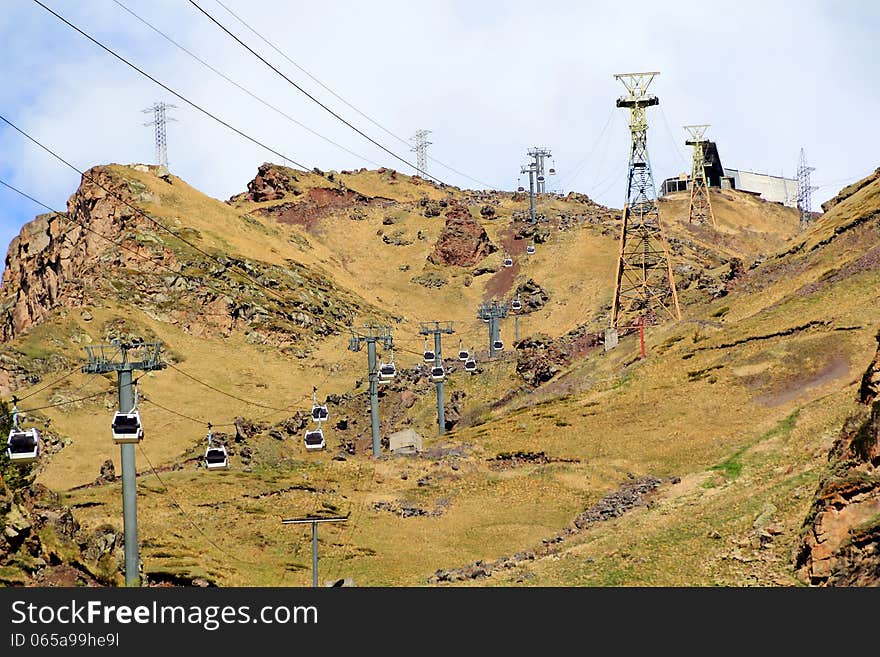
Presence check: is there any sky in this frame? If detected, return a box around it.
[1,0,879,265]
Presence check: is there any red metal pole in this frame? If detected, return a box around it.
[639,316,646,360]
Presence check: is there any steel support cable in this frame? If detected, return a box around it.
[211,0,497,190]
[30,0,376,204]
[111,0,384,170]
[187,0,446,186]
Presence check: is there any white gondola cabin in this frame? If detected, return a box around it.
[430,365,445,382]
[503,256,513,268]
[493,339,504,351]
[511,298,522,311]
[311,404,329,422]
[111,411,143,444]
[304,425,326,451]
[458,349,469,362]
[205,445,228,470]
[517,186,525,192]
[378,362,396,383]
[464,357,477,372]
[7,428,39,463]
[526,243,536,255]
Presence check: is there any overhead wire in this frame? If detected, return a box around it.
[137,443,263,567]
[210,0,497,190]
[14,364,83,402]
[110,0,384,170]
[187,0,446,185]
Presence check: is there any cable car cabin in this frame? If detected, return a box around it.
[537,175,545,183]
[304,427,326,451]
[464,358,477,372]
[458,349,469,362]
[517,186,525,192]
[493,339,504,351]
[526,244,536,255]
[204,445,228,470]
[503,257,513,267]
[423,350,436,363]
[378,363,396,383]
[430,365,445,382]
[7,428,39,463]
[511,299,522,311]
[549,168,556,175]
[311,404,329,422]
[111,411,143,444]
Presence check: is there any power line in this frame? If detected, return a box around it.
[111,0,384,170]
[211,0,496,189]
[187,0,447,185]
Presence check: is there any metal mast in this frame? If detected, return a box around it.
[419,321,455,435]
[608,72,680,338]
[410,129,432,178]
[348,325,393,457]
[684,124,716,227]
[142,102,177,169]
[477,300,508,357]
[797,148,817,229]
[82,340,165,587]
[528,146,552,193]
[520,161,537,224]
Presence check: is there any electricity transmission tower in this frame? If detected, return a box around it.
[81,340,165,587]
[410,129,432,178]
[419,321,455,435]
[520,162,537,224]
[797,148,817,229]
[142,102,177,170]
[684,124,716,227]
[477,300,508,357]
[528,147,553,193]
[348,325,393,457]
[608,72,680,346]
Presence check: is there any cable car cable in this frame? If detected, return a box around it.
[187,0,446,186]
[110,0,384,170]
[209,0,497,190]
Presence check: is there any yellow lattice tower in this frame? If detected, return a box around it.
[684,124,716,227]
[609,72,680,333]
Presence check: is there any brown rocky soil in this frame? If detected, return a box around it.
[427,204,496,267]
[796,330,880,585]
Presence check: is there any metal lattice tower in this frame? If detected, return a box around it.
[609,72,680,331]
[142,102,177,169]
[797,148,817,229]
[684,124,716,227]
[410,129,432,178]
[527,147,552,193]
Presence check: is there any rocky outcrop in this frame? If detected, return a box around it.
[427,204,496,267]
[229,163,302,203]
[515,334,570,386]
[796,330,880,585]
[513,278,550,312]
[821,168,880,213]
[1,166,176,342]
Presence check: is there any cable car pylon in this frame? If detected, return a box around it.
[419,321,455,435]
[348,325,393,457]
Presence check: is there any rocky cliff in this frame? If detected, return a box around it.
[427,203,496,267]
[796,330,880,585]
